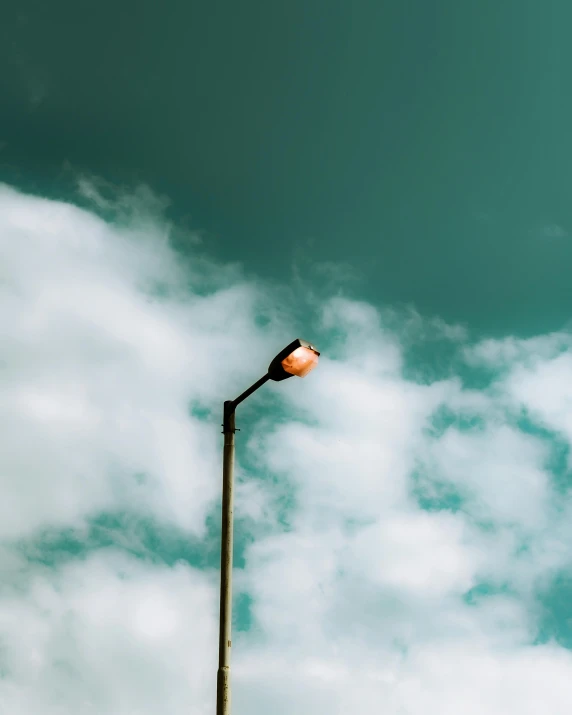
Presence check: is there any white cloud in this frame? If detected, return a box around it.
[505,353,572,443]
[422,423,553,528]
[346,510,480,596]
[464,331,572,369]
[0,182,292,540]
[0,549,217,714]
[2,181,572,714]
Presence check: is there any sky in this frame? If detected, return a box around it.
[2,2,572,713]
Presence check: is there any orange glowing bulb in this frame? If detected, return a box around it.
[281,346,319,377]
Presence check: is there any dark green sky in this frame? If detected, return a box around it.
[2,0,571,336]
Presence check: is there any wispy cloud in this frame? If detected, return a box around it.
[540,224,568,239]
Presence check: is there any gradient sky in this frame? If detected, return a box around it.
[2,2,572,714]
[3,1,572,335]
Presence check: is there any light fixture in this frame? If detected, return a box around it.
[216,338,320,715]
[267,338,321,381]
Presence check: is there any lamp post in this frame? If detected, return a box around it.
[216,339,320,715]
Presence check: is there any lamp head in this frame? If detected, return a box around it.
[267,338,320,382]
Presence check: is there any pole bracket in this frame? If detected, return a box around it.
[222,400,239,434]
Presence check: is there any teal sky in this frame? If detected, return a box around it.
[2,1,572,336]
[3,3,572,714]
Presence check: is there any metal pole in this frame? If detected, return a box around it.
[216,374,270,715]
[213,350,317,713]
[217,401,236,715]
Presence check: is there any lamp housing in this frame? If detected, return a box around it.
[267,338,320,382]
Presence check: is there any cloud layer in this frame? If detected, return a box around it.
[1,182,572,713]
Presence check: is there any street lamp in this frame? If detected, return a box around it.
[216,338,320,715]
